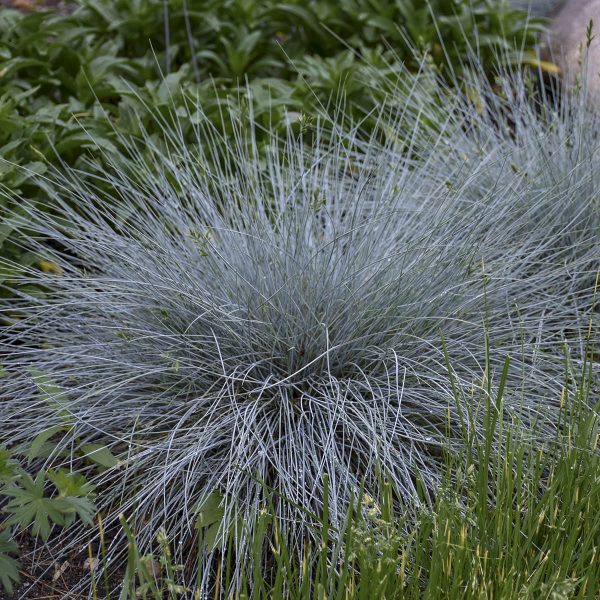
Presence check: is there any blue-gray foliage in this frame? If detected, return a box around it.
[0,63,598,582]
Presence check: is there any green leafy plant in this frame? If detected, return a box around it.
[0,446,19,482]
[0,444,99,593]
[3,468,97,540]
[3,4,587,599]
[4,471,71,540]
[0,528,20,596]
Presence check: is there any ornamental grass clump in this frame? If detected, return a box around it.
[370,53,600,340]
[433,65,600,348]
[0,68,597,589]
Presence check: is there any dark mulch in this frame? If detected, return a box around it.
[2,531,126,600]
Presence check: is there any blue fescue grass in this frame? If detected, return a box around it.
[0,53,598,593]
[115,340,600,599]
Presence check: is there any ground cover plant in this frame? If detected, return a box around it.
[1,1,599,598]
[1,45,599,596]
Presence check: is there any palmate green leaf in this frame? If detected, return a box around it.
[0,528,20,595]
[59,495,98,527]
[4,469,98,540]
[4,471,66,540]
[46,469,98,528]
[47,468,96,499]
[45,469,98,527]
[27,425,69,463]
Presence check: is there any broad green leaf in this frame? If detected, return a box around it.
[194,491,243,552]
[13,84,40,103]
[195,490,224,529]
[203,520,222,553]
[47,468,96,499]
[80,443,120,469]
[28,369,73,425]
[27,425,69,463]
[58,495,98,527]
[0,222,15,246]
